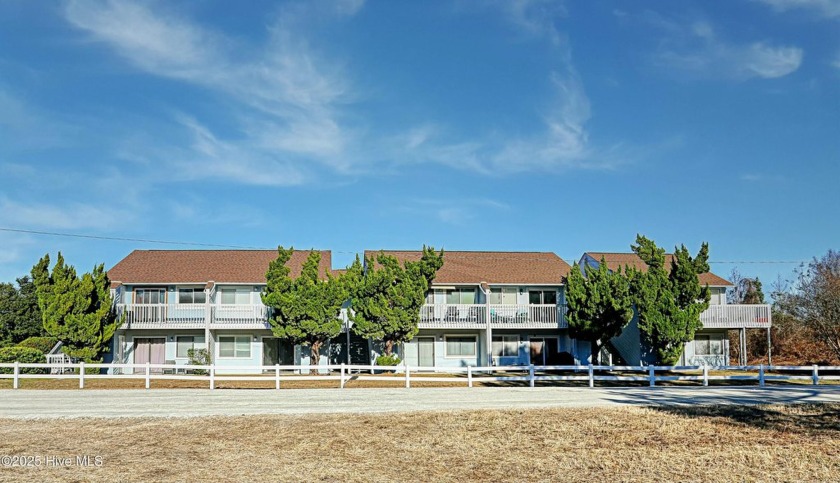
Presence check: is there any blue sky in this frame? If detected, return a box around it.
[0,0,838,290]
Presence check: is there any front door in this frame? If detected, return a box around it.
[417,337,435,368]
[133,337,165,373]
[262,338,294,367]
[530,338,559,365]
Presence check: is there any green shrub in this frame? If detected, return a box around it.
[16,336,59,354]
[0,346,48,374]
[187,348,211,375]
[375,354,401,366]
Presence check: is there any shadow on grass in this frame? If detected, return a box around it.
[649,403,840,437]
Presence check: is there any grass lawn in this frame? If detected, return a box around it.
[0,404,837,482]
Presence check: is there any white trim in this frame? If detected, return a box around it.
[443,334,478,359]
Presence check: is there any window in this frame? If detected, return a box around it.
[135,288,165,304]
[529,290,557,305]
[219,336,251,358]
[178,288,206,304]
[695,335,722,356]
[445,336,476,357]
[221,287,250,305]
[446,288,476,304]
[492,335,519,357]
[488,288,517,304]
[176,336,195,358]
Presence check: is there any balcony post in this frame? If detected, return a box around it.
[204,285,213,363]
[485,295,492,367]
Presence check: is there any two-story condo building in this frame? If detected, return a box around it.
[579,252,772,366]
[107,249,339,374]
[365,251,574,367]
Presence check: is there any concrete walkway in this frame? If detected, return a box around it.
[2,386,839,419]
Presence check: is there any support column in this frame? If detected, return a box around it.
[485,294,492,367]
[204,284,213,362]
[740,328,747,366]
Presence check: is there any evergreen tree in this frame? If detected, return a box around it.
[31,253,120,362]
[351,246,443,357]
[0,276,46,346]
[628,235,711,365]
[729,269,766,305]
[565,259,634,362]
[262,248,360,371]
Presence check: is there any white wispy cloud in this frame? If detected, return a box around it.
[63,0,358,184]
[392,198,511,225]
[0,197,130,231]
[395,0,622,175]
[58,0,629,181]
[755,0,840,18]
[628,12,803,80]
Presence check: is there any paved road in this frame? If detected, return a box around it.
[2,386,839,419]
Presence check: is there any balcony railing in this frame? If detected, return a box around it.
[212,304,270,328]
[419,304,567,329]
[420,304,486,328]
[490,304,565,328]
[700,304,772,329]
[116,304,206,329]
[116,304,270,329]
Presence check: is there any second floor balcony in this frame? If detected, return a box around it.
[116,304,270,330]
[700,304,772,329]
[419,303,567,329]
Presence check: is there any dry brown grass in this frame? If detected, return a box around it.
[0,404,837,482]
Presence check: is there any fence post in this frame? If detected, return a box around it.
[275,364,280,390]
[648,364,655,387]
[79,361,85,389]
[467,365,473,388]
[340,363,346,389]
[588,364,594,388]
[405,364,411,389]
[145,361,151,389]
[529,364,535,388]
[210,364,215,391]
[703,364,708,387]
[13,361,19,389]
[812,365,819,386]
[759,364,765,387]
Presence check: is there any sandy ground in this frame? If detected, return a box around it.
[1,386,839,419]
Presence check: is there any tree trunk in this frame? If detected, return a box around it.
[310,340,322,375]
[384,339,394,357]
[590,339,601,365]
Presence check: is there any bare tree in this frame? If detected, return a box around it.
[776,251,840,360]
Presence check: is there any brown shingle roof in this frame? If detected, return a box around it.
[108,250,332,285]
[583,252,732,286]
[364,250,571,285]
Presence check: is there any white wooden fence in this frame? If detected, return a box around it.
[1,362,839,390]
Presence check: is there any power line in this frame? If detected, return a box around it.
[0,227,810,263]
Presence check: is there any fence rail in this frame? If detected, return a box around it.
[1,362,838,390]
